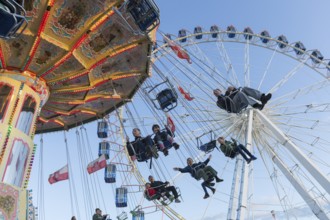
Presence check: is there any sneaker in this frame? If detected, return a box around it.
[215,177,223,183]
[163,149,169,156]
[175,198,181,203]
[169,195,175,202]
[247,158,252,164]
[251,156,257,160]
[252,103,263,110]
[173,143,180,150]
[203,194,210,199]
[261,93,272,105]
[211,188,216,194]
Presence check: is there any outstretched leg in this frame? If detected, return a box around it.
[201,182,210,199]
[235,145,250,162]
[241,87,262,100]
[237,144,257,161]
[204,182,216,194]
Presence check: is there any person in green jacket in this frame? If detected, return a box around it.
[93,208,108,220]
[218,137,257,164]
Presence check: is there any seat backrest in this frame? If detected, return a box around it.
[224,96,237,113]
[199,140,217,153]
[0,7,17,36]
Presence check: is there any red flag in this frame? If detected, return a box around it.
[48,165,69,184]
[87,154,107,174]
[178,86,194,101]
[166,113,176,133]
[164,35,192,64]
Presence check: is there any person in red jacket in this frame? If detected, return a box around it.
[145,182,157,198]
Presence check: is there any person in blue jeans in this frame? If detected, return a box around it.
[218,136,257,164]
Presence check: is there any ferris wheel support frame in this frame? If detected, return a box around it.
[237,108,254,220]
[256,110,330,195]
[263,141,330,219]
[227,156,243,220]
[256,109,330,219]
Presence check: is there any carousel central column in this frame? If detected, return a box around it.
[0,72,49,220]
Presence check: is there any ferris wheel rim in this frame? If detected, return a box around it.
[152,29,330,80]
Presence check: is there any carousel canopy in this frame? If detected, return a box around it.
[0,0,157,134]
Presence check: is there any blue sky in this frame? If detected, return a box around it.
[29,1,330,220]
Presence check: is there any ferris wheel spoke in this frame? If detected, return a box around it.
[268,103,330,117]
[185,38,228,86]
[268,58,308,95]
[216,36,241,87]
[244,39,250,87]
[258,45,279,90]
[269,79,330,108]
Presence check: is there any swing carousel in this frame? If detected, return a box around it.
[2,1,330,220]
[0,0,159,219]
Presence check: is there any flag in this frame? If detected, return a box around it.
[87,154,107,174]
[178,86,194,101]
[48,165,69,184]
[163,35,192,64]
[166,113,175,133]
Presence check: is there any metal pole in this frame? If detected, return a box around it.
[227,156,243,220]
[256,110,330,195]
[237,108,254,220]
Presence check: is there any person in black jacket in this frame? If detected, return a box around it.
[148,175,181,203]
[126,128,158,161]
[213,87,272,113]
[173,155,223,199]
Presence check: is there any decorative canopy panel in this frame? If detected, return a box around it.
[0,0,155,134]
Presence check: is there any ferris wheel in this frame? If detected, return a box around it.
[95,25,330,220]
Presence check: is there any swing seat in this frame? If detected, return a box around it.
[156,88,178,112]
[0,0,28,39]
[126,0,160,33]
[131,210,144,220]
[199,140,217,153]
[144,189,178,206]
[144,191,162,201]
[195,170,214,182]
[136,145,158,162]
